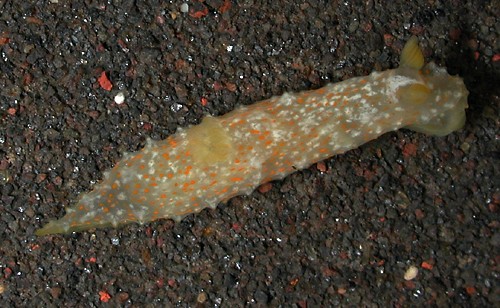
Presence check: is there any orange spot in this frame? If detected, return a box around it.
[184,165,192,175]
[250,129,260,134]
[162,153,170,160]
[315,87,326,95]
[169,139,177,148]
[160,193,167,199]
[111,183,118,189]
[167,173,174,179]
[128,154,142,163]
[231,177,243,182]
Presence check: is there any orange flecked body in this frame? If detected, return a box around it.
[36,37,468,235]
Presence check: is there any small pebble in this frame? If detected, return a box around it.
[197,292,207,303]
[180,3,189,13]
[0,169,9,184]
[114,92,125,105]
[404,265,419,280]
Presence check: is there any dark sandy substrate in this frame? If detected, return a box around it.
[0,0,498,306]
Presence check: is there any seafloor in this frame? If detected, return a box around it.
[0,0,498,306]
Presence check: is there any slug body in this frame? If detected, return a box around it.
[36,37,468,235]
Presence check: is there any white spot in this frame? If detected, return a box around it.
[351,130,361,137]
[81,210,97,221]
[349,93,362,101]
[117,192,126,200]
[386,75,420,102]
[136,210,146,222]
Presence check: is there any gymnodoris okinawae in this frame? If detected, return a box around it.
[36,37,468,235]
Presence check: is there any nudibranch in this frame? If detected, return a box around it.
[36,37,468,235]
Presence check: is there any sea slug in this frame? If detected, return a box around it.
[36,37,469,235]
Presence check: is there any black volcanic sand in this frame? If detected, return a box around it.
[1,1,499,306]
